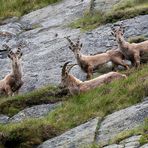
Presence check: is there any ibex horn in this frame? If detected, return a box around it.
[62,61,71,76]
[65,36,74,46]
[67,64,78,73]
[2,44,12,51]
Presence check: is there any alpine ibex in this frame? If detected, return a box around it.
[65,37,129,80]
[60,62,127,95]
[0,45,23,96]
[111,24,148,67]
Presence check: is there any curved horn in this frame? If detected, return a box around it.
[67,64,77,73]
[65,36,74,46]
[62,61,71,76]
[16,47,21,55]
[2,44,11,51]
[76,36,80,46]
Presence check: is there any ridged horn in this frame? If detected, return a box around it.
[62,61,71,76]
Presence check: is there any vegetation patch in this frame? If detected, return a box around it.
[70,0,148,31]
[0,85,67,117]
[0,64,147,147]
[0,0,61,21]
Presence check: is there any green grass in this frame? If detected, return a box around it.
[70,0,148,31]
[0,64,148,147]
[0,0,61,21]
[0,85,66,117]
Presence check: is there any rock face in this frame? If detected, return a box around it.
[96,99,148,145]
[0,0,148,92]
[94,0,121,12]
[37,99,148,148]
[38,118,99,148]
[0,115,9,124]
[8,103,60,123]
[103,135,147,148]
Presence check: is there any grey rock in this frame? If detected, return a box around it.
[96,100,148,145]
[38,118,99,148]
[120,135,142,144]
[94,0,121,12]
[8,103,60,123]
[0,115,9,124]
[124,141,140,148]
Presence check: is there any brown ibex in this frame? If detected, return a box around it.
[111,24,148,67]
[0,45,23,96]
[60,62,127,95]
[65,37,129,80]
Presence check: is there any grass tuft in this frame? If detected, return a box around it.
[0,0,61,21]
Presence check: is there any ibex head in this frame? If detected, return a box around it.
[5,44,23,66]
[111,24,125,42]
[65,36,82,57]
[61,61,77,88]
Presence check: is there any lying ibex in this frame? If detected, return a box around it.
[65,37,129,80]
[61,62,127,95]
[0,45,23,96]
[111,24,148,67]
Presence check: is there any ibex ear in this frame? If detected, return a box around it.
[80,43,83,48]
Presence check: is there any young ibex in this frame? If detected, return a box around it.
[111,24,148,67]
[65,37,129,80]
[60,62,127,95]
[0,45,23,96]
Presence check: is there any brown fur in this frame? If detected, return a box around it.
[111,25,148,67]
[60,62,127,95]
[0,45,23,96]
[65,37,129,80]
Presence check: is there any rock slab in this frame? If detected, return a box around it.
[38,118,99,148]
[8,103,60,123]
[96,99,148,145]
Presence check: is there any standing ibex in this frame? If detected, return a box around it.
[65,37,129,80]
[0,45,23,96]
[61,62,127,95]
[111,24,148,67]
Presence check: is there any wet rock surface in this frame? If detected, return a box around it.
[38,118,99,148]
[0,0,148,92]
[96,99,148,145]
[8,103,60,123]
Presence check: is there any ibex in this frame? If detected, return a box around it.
[0,45,23,96]
[111,24,148,67]
[65,37,129,80]
[61,62,127,95]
